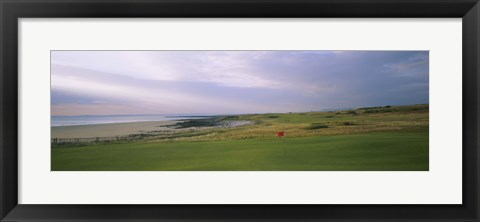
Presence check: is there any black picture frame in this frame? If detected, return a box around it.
[1,0,479,221]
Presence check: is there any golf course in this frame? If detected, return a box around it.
[51,104,429,171]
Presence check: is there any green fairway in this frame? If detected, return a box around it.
[52,132,428,171]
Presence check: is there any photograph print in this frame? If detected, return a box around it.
[51,50,429,171]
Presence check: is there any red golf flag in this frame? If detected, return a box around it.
[277,131,285,137]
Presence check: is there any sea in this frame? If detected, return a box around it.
[51,114,210,127]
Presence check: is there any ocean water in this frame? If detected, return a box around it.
[51,115,209,127]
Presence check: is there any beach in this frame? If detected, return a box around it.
[51,120,179,138]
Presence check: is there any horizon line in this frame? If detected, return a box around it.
[51,103,429,117]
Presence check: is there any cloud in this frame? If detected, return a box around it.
[382,51,429,78]
[51,51,429,115]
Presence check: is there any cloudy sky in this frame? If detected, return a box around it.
[51,51,428,116]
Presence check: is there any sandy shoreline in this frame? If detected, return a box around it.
[51,120,180,138]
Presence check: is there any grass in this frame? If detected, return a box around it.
[52,132,428,171]
[305,123,329,130]
[51,104,429,171]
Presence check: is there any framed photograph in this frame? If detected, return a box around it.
[1,0,479,221]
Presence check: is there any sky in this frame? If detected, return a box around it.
[51,51,429,116]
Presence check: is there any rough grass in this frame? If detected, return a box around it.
[160,104,428,142]
[305,123,329,130]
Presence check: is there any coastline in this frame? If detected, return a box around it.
[51,120,180,138]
